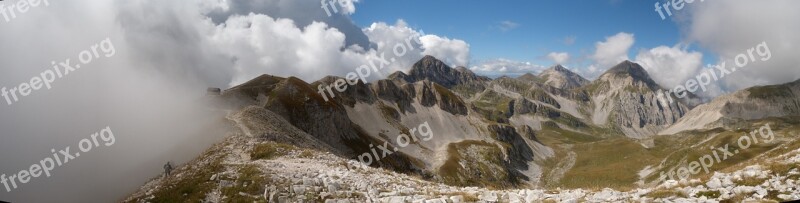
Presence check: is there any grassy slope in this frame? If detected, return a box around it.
[535,117,800,191]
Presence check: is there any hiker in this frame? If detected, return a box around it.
[163,162,173,177]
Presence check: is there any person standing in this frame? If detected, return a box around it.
[163,162,174,178]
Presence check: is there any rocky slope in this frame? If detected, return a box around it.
[124,111,800,202]
[661,79,800,135]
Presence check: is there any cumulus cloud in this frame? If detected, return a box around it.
[210,14,373,86]
[635,45,703,88]
[420,35,471,67]
[681,0,800,92]
[118,0,471,86]
[591,32,635,70]
[362,20,471,79]
[547,52,570,64]
[470,58,546,78]
[634,45,723,97]
[204,0,370,49]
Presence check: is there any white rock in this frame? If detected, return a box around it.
[778,194,793,200]
[292,185,306,194]
[525,190,541,202]
[449,195,463,203]
[706,178,722,189]
[479,192,498,202]
[755,187,768,198]
[426,198,447,203]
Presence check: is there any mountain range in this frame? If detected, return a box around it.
[125,55,800,202]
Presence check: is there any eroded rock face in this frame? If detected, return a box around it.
[418,81,468,116]
[370,79,414,113]
[588,61,691,138]
[488,125,534,172]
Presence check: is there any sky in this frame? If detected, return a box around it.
[353,0,694,65]
[349,0,799,96]
[0,0,798,202]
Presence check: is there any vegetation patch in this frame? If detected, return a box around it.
[251,142,295,160]
[733,176,768,187]
[696,190,721,199]
[438,140,516,189]
[221,164,268,203]
[646,189,687,199]
[558,138,663,190]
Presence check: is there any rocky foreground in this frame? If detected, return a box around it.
[124,131,800,203]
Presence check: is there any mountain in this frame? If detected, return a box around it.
[127,56,800,202]
[660,79,800,135]
[538,64,590,89]
[219,56,548,189]
[223,75,425,174]
[389,55,489,88]
[584,60,691,138]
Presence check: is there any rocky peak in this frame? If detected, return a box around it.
[538,64,589,89]
[586,61,692,138]
[598,60,660,89]
[551,64,569,72]
[395,55,489,88]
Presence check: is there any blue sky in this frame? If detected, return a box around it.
[352,0,712,69]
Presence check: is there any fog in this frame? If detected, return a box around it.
[0,1,230,202]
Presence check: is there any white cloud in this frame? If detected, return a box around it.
[574,32,635,79]
[547,52,570,64]
[634,45,721,95]
[591,32,635,70]
[209,13,373,86]
[682,0,800,92]
[192,1,471,86]
[470,58,546,77]
[498,21,520,32]
[420,35,471,67]
[363,20,471,73]
[205,0,370,49]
